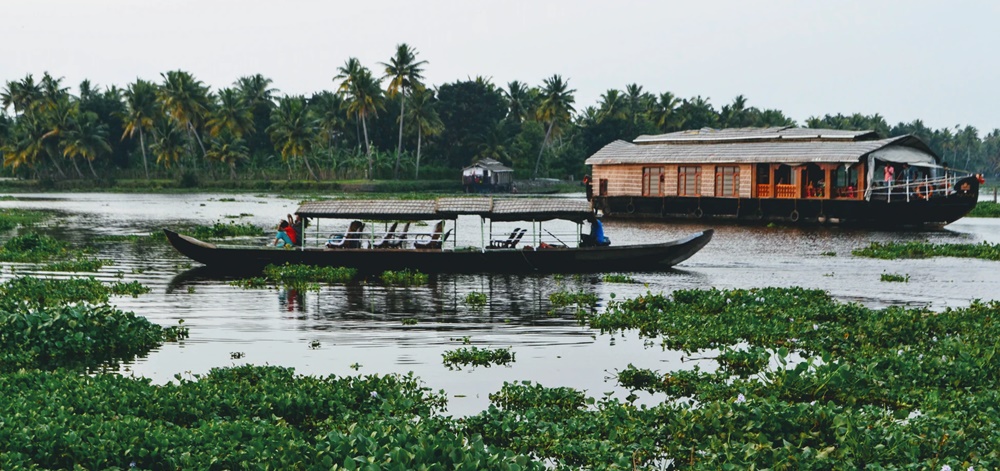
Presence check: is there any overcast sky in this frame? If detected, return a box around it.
[3,0,998,133]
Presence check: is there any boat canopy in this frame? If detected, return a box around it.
[295,197,594,223]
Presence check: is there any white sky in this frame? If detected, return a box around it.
[3,0,999,134]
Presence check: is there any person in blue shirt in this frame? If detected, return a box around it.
[582,214,610,247]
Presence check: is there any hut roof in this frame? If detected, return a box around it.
[586,129,939,166]
[463,158,513,172]
[296,197,592,222]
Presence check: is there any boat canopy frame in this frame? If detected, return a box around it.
[294,197,595,251]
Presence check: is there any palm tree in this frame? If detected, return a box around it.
[336,60,383,179]
[235,74,278,155]
[267,95,318,181]
[121,79,158,179]
[597,89,626,122]
[207,87,254,139]
[404,87,442,179]
[41,97,84,178]
[308,91,348,177]
[2,117,47,173]
[206,131,248,180]
[158,70,212,163]
[650,92,683,132]
[533,74,575,179]
[381,43,427,179]
[503,81,535,123]
[62,111,112,178]
[149,118,187,169]
[1,74,43,116]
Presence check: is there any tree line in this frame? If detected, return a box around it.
[2,43,998,184]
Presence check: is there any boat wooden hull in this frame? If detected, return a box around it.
[164,229,713,275]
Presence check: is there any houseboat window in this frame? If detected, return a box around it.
[715,166,740,197]
[599,178,608,196]
[678,166,701,196]
[642,167,664,196]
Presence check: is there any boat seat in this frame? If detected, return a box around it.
[371,222,399,249]
[490,228,521,248]
[326,221,365,249]
[507,228,527,248]
[414,222,449,250]
[387,222,411,249]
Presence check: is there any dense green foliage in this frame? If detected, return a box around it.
[464,291,488,309]
[0,233,74,263]
[0,276,181,371]
[462,287,1000,468]
[853,240,1000,260]
[442,346,515,370]
[968,201,1000,217]
[0,365,541,470]
[4,51,996,187]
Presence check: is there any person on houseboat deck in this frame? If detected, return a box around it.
[580,214,610,247]
[272,219,296,247]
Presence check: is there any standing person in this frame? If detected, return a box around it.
[883,165,895,196]
[288,214,305,246]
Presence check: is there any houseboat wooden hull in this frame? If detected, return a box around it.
[592,175,979,227]
[164,229,713,275]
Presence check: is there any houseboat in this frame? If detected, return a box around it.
[462,158,515,193]
[585,127,982,227]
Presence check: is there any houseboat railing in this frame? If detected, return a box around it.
[865,174,962,202]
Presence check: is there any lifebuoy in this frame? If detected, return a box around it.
[789,210,800,222]
[693,207,704,218]
[914,183,931,200]
[626,202,636,214]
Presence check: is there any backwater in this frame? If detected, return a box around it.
[3,192,999,415]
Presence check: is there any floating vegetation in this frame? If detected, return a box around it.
[0,276,141,310]
[0,366,534,470]
[549,290,598,310]
[458,287,1000,468]
[0,208,49,231]
[968,201,1000,217]
[880,272,910,282]
[402,318,418,325]
[442,346,515,370]
[380,268,429,286]
[223,212,254,218]
[92,233,158,243]
[853,240,1000,261]
[602,273,636,283]
[230,264,357,291]
[820,251,837,256]
[40,258,113,272]
[464,291,487,309]
[0,275,183,371]
[188,221,263,239]
[0,233,74,263]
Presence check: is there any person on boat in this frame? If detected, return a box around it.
[581,214,610,247]
[273,220,295,247]
[289,214,306,246]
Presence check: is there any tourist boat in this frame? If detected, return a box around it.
[585,126,982,227]
[164,197,713,274]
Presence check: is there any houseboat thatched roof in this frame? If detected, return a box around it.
[463,158,513,173]
[586,127,940,166]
